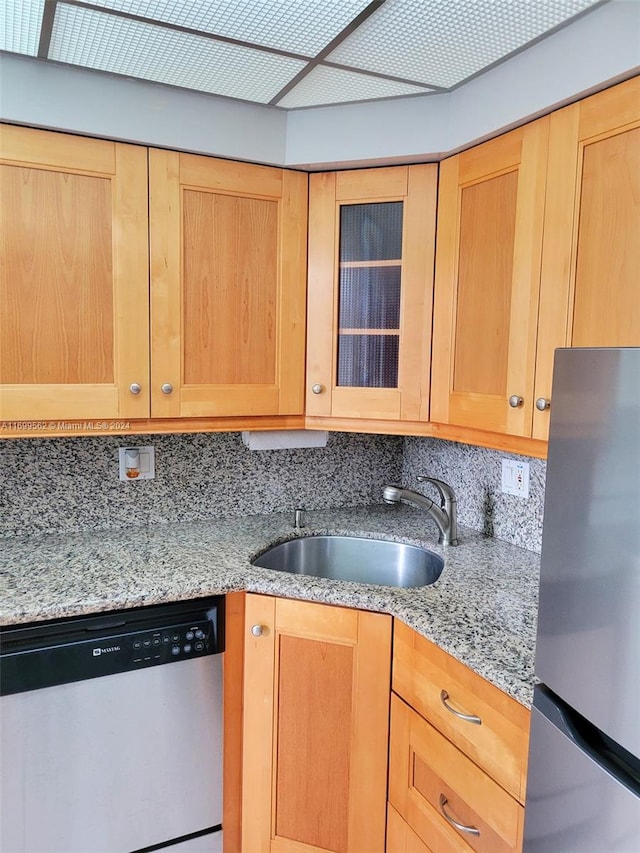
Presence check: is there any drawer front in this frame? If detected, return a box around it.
[389,695,524,853]
[387,803,432,853]
[392,620,529,801]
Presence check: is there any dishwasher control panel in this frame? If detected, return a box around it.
[0,597,223,695]
[129,619,213,665]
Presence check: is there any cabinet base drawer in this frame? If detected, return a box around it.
[389,694,524,853]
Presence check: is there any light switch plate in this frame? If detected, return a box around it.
[501,458,529,498]
[119,446,155,481]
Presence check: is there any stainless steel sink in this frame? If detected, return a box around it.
[251,535,444,588]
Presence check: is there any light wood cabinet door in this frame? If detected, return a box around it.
[241,594,391,853]
[533,75,640,440]
[149,151,307,418]
[307,165,437,422]
[0,125,149,421]
[431,119,549,438]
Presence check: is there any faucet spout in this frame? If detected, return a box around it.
[382,480,458,546]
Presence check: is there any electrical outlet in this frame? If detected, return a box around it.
[119,446,155,481]
[501,459,529,498]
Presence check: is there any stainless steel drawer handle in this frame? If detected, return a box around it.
[440,690,482,725]
[439,794,480,837]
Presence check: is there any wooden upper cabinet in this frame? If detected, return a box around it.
[431,119,549,438]
[241,594,391,853]
[533,75,640,440]
[0,125,149,421]
[149,150,307,418]
[307,165,437,422]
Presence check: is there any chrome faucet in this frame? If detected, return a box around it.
[383,476,458,546]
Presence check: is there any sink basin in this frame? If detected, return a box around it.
[251,535,444,588]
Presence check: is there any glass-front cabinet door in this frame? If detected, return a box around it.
[307,165,437,423]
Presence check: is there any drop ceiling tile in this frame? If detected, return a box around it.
[327,0,604,88]
[277,65,433,109]
[85,0,373,55]
[0,0,45,56]
[49,4,307,102]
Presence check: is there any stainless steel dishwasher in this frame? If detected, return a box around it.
[0,596,224,853]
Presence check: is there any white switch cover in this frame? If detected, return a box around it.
[501,459,529,498]
[119,446,155,481]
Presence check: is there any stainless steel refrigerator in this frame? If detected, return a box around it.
[524,348,640,851]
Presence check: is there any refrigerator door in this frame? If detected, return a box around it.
[524,688,640,852]
[535,348,640,757]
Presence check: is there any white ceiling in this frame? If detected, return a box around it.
[1,0,608,109]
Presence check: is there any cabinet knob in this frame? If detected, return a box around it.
[251,624,264,637]
[129,383,142,395]
[508,395,524,408]
[535,397,551,411]
[161,383,173,395]
[311,384,324,395]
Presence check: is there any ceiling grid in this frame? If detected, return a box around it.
[0,0,609,109]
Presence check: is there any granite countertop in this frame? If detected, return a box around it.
[0,505,540,707]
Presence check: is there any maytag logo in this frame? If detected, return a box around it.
[92,646,121,657]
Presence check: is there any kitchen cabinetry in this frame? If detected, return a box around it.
[0,126,307,432]
[0,125,150,422]
[306,165,437,425]
[240,593,391,853]
[149,149,307,419]
[431,76,640,447]
[533,74,640,439]
[389,620,529,852]
[430,118,549,444]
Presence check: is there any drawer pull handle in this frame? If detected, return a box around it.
[439,794,480,837]
[440,690,482,725]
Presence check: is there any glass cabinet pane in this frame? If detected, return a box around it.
[337,201,403,388]
[340,202,403,261]
[338,266,401,330]
[337,335,399,388]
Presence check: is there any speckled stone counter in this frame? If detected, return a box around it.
[0,505,540,707]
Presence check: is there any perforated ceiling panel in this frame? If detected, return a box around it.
[49,4,307,102]
[83,0,374,55]
[1,0,608,108]
[327,0,604,88]
[0,0,45,56]
[277,64,432,108]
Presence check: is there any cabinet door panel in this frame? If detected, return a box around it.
[307,165,436,422]
[534,76,640,440]
[241,595,391,853]
[431,120,548,437]
[0,126,149,420]
[150,151,306,418]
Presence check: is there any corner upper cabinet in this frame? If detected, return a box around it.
[306,165,437,423]
[241,594,391,853]
[430,119,549,439]
[533,75,640,440]
[0,125,149,421]
[149,150,307,418]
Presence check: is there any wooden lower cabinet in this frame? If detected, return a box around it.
[389,695,524,853]
[240,594,391,853]
[387,804,432,853]
[388,621,529,853]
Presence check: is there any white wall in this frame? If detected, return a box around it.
[1,0,638,169]
[0,53,288,166]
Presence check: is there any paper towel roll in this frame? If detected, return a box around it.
[241,430,328,451]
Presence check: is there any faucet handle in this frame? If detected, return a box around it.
[416,476,457,506]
